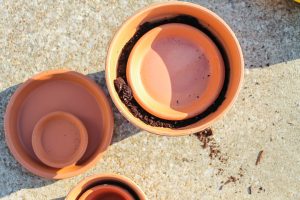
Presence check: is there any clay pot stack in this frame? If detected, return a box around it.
[4,2,244,199]
[4,70,114,179]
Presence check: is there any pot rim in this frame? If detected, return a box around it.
[106,1,244,136]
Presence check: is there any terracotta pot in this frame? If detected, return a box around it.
[4,70,114,179]
[293,0,300,4]
[78,185,134,200]
[66,174,146,200]
[32,111,88,169]
[106,1,243,136]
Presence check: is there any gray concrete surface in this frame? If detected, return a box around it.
[0,0,299,199]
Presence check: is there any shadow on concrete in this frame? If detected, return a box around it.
[186,0,300,68]
[0,84,55,198]
[0,71,140,198]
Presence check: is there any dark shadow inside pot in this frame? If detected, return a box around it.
[76,180,140,200]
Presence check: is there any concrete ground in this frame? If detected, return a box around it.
[0,0,299,199]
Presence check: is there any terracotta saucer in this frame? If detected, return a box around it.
[4,70,114,179]
[32,111,88,169]
[127,23,224,120]
[78,185,134,200]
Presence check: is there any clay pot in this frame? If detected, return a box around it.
[106,2,243,135]
[4,70,114,179]
[32,111,88,169]
[78,185,134,200]
[66,174,146,200]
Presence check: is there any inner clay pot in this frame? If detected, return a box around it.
[114,15,230,128]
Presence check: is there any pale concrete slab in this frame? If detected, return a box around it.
[0,0,299,199]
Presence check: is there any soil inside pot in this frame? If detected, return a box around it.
[114,15,230,128]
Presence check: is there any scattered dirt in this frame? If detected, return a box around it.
[248,186,252,194]
[194,129,256,194]
[194,128,229,162]
[238,167,244,177]
[194,128,213,149]
[216,168,224,175]
[247,185,266,194]
[258,186,266,193]
[255,150,264,165]
[224,176,238,185]
[194,128,232,179]
[115,15,230,128]
[219,167,248,191]
[219,176,239,190]
[218,154,229,163]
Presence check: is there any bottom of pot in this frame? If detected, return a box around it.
[78,185,133,200]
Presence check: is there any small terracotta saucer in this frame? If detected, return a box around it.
[79,185,134,200]
[127,23,224,120]
[32,111,88,169]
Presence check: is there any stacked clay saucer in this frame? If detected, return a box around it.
[4,70,114,179]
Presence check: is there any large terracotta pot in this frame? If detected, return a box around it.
[106,2,244,136]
